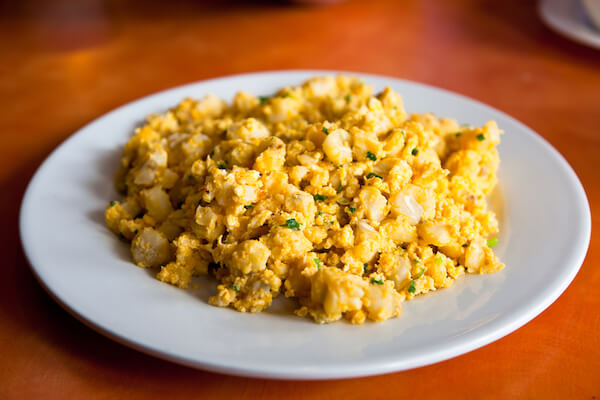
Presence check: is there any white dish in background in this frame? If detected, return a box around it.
[19,71,591,379]
[539,0,600,49]
[583,0,600,30]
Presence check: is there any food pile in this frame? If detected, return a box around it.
[105,76,503,324]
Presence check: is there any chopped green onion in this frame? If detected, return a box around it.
[217,163,227,169]
[371,278,384,285]
[231,284,239,293]
[408,266,426,294]
[411,148,419,156]
[455,132,462,137]
[345,94,351,102]
[322,126,329,135]
[134,229,139,235]
[244,204,254,210]
[109,201,116,207]
[258,96,268,104]
[476,133,485,141]
[282,218,301,231]
[366,151,377,161]
[336,184,344,193]
[363,263,368,273]
[313,194,328,202]
[487,237,499,247]
[317,211,323,216]
[435,255,443,264]
[314,258,321,270]
[413,257,421,264]
[349,206,356,213]
[366,172,382,180]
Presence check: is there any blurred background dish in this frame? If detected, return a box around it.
[583,0,600,29]
[539,0,600,49]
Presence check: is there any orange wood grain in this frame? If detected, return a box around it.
[1,0,599,398]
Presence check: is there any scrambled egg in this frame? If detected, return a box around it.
[105,76,504,324]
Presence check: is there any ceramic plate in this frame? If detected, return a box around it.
[539,0,600,49]
[19,71,591,379]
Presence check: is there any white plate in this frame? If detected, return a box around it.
[539,0,600,49]
[19,71,591,379]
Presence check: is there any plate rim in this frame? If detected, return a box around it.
[19,69,592,379]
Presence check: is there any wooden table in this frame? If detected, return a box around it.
[1,0,599,398]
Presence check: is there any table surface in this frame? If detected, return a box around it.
[1,0,599,398]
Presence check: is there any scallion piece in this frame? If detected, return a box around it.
[282,218,301,230]
[314,258,321,270]
[366,172,382,180]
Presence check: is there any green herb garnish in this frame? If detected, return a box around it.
[322,126,329,135]
[258,96,268,104]
[217,163,227,169]
[244,204,254,210]
[349,206,356,213]
[407,267,426,294]
[476,133,485,141]
[314,258,321,270]
[371,278,384,285]
[455,132,462,137]
[317,211,323,216]
[336,184,344,193]
[188,174,194,180]
[345,94,351,102]
[363,263,368,274]
[411,148,419,156]
[413,257,421,264]
[462,243,469,248]
[366,172,382,180]
[366,151,377,161]
[231,284,239,293]
[313,194,328,202]
[487,237,498,247]
[109,201,116,207]
[134,229,139,235]
[435,255,443,264]
[282,218,301,230]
